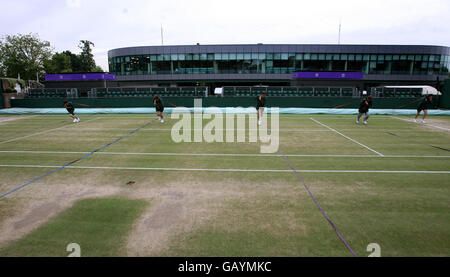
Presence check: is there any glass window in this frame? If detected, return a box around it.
[163,54,170,61]
[422,55,429,61]
[296,53,303,60]
[385,55,392,61]
[237,53,244,60]
[326,54,333,60]
[408,55,414,61]
[378,55,384,61]
[318,54,325,60]
[274,53,281,60]
[333,54,340,60]
[222,53,229,60]
[341,54,347,60]
[393,55,399,60]
[415,55,422,61]
[125,56,131,62]
[200,54,207,60]
[304,53,311,60]
[186,54,193,61]
[214,53,221,60]
[229,53,237,60]
[244,53,251,60]
[355,54,362,61]
[429,55,435,62]
[178,54,185,61]
[370,55,377,61]
[207,54,214,61]
[281,53,289,60]
[252,53,258,59]
[363,55,369,61]
[266,53,273,60]
[259,53,266,60]
[157,55,163,61]
[311,54,318,60]
[400,55,407,60]
[171,54,178,61]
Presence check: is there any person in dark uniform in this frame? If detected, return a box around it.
[153,96,165,123]
[414,95,433,124]
[256,93,266,126]
[356,96,372,125]
[64,100,80,123]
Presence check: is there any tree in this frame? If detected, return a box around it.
[78,40,96,72]
[92,65,104,73]
[44,52,72,73]
[0,33,53,80]
[62,50,82,73]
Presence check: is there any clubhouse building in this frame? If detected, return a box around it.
[108,44,450,89]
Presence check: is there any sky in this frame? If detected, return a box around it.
[1,0,449,71]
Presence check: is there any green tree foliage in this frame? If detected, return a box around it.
[0,34,104,79]
[44,52,72,73]
[78,40,96,72]
[92,65,104,73]
[0,33,53,80]
[62,50,82,73]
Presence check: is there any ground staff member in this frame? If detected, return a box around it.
[64,100,80,123]
[414,95,433,124]
[356,96,372,125]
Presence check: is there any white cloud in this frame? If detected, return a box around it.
[66,0,81,8]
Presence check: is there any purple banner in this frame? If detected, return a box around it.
[45,73,116,81]
[292,72,364,80]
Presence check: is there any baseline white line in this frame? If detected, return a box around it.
[0,118,100,145]
[1,150,449,158]
[0,164,449,174]
[0,115,39,123]
[64,128,334,132]
[391,116,450,132]
[310,117,385,157]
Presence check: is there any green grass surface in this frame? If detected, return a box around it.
[0,198,148,257]
[0,114,449,257]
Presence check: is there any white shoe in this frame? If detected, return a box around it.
[421,120,425,124]
[73,119,77,123]
[77,118,80,123]
[356,120,359,124]
[258,120,262,126]
[161,119,164,123]
[363,121,367,125]
[414,119,417,123]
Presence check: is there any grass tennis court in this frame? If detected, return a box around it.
[0,113,449,257]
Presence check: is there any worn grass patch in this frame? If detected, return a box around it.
[0,198,148,257]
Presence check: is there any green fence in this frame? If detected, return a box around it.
[440,79,450,109]
[0,85,3,109]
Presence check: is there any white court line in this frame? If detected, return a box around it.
[69,128,334,132]
[1,150,449,158]
[0,117,100,145]
[65,127,426,133]
[0,164,448,174]
[391,116,450,132]
[0,115,39,123]
[310,118,385,157]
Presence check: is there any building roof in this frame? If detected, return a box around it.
[109,44,450,57]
